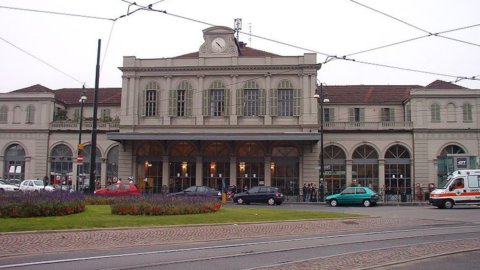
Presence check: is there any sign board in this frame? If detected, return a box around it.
[77,155,84,164]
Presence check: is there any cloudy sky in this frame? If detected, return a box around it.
[0,0,479,92]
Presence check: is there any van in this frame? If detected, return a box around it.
[429,170,480,209]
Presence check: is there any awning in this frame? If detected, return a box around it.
[107,132,321,142]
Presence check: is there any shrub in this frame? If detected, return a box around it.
[110,195,222,215]
[0,191,85,218]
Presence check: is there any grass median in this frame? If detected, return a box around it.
[0,205,361,232]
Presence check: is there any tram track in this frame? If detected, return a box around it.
[2,224,480,270]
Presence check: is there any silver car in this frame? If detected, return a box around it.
[0,179,20,192]
[19,180,55,192]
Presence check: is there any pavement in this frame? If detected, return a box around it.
[0,209,446,258]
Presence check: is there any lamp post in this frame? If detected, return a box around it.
[76,89,87,192]
[314,83,329,201]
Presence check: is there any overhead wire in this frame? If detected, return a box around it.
[0,35,84,85]
[0,5,115,21]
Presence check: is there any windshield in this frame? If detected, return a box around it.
[439,175,454,189]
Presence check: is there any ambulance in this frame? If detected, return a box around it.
[429,170,480,209]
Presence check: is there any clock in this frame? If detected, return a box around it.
[211,37,226,53]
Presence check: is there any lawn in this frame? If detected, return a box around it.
[0,205,361,232]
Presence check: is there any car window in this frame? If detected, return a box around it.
[108,184,119,191]
[342,188,355,194]
[185,186,196,192]
[356,188,367,194]
[34,180,44,186]
[120,184,131,190]
[249,186,260,193]
[197,186,206,192]
[259,187,269,193]
[29,181,34,186]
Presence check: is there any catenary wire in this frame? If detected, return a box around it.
[0,5,115,21]
[0,35,84,85]
[349,0,480,48]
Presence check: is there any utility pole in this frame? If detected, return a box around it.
[89,39,101,193]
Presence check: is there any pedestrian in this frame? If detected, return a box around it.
[306,184,312,202]
[302,184,307,202]
[144,178,150,194]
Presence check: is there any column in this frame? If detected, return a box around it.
[196,156,202,186]
[378,159,385,192]
[264,156,271,186]
[162,155,169,186]
[264,73,272,125]
[230,75,238,125]
[164,76,172,125]
[230,156,237,187]
[346,159,353,186]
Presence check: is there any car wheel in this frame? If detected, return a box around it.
[443,200,454,209]
[363,199,371,207]
[330,199,338,207]
[236,197,244,205]
[267,198,275,206]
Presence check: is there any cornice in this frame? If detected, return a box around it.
[119,64,320,74]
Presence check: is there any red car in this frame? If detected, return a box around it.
[94,183,141,196]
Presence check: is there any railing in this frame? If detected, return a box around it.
[324,121,413,130]
[50,120,120,131]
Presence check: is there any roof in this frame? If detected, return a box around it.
[10,84,54,93]
[324,85,421,104]
[425,80,467,89]
[55,87,122,105]
[107,132,320,142]
[175,43,280,59]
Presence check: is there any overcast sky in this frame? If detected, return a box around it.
[0,0,479,92]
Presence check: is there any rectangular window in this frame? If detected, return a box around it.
[101,109,111,121]
[406,104,411,122]
[381,108,394,122]
[210,89,225,116]
[463,103,472,122]
[73,108,80,122]
[278,89,293,116]
[431,104,440,122]
[0,106,7,123]
[244,89,258,116]
[323,108,333,122]
[145,90,157,117]
[177,90,186,117]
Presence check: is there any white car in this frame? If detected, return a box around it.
[19,180,55,192]
[0,180,20,192]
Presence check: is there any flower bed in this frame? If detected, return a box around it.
[0,191,85,218]
[110,195,222,215]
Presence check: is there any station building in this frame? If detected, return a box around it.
[1,26,478,200]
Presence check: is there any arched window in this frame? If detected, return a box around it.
[446,103,456,122]
[384,145,411,198]
[237,80,265,116]
[324,145,347,194]
[203,142,230,190]
[136,142,163,193]
[237,142,265,191]
[169,142,196,192]
[204,80,227,116]
[26,104,35,123]
[106,146,119,184]
[4,144,26,180]
[50,144,73,181]
[271,79,300,116]
[169,80,193,117]
[141,81,160,117]
[352,145,379,190]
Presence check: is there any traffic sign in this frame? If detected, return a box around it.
[77,155,84,164]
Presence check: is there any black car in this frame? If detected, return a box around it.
[233,186,285,205]
[171,186,221,200]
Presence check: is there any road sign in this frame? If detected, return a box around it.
[77,155,84,164]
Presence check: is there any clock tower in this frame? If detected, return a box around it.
[199,26,239,57]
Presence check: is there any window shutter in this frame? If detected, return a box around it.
[348,108,354,122]
[259,89,266,116]
[140,90,146,117]
[202,89,210,116]
[155,90,160,116]
[293,89,301,116]
[390,108,395,121]
[360,108,365,121]
[224,89,230,116]
[270,89,278,116]
[380,108,386,121]
[168,89,177,116]
[236,89,244,116]
[186,89,193,117]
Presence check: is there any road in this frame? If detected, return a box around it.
[0,203,479,269]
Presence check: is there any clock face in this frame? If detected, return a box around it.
[211,37,226,53]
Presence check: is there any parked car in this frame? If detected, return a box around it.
[233,186,285,206]
[171,186,221,199]
[0,179,20,192]
[19,180,55,192]
[93,182,141,196]
[325,186,380,207]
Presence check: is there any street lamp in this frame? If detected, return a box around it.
[76,88,87,192]
[314,83,329,201]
